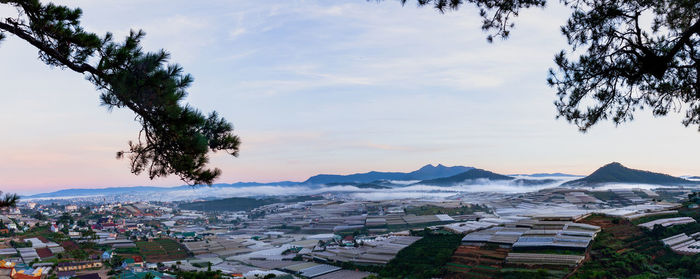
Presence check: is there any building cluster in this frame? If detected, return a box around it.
[0,184,695,279]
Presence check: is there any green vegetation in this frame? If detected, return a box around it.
[10,240,31,248]
[269,224,302,232]
[114,247,140,254]
[572,204,700,279]
[373,230,462,279]
[501,268,568,279]
[404,204,490,216]
[135,239,188,261]
[171,270,223,279]
[179,196,322,212]
[510,248,585,256]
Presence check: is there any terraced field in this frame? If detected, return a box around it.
[446,245,507,279]
[135,239,189,262]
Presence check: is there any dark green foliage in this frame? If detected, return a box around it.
[550,1,700,132]
[395,1,699,132]
[10,240,32,248]
[173,270,223,279]
[501,269,553,279]
[0,0,239,185]
[377,232,462,278]
[390,0,547,42]
[178,196,322,212]
[573,205,700,278]
[0,191,18,208]
[109,255,124,268]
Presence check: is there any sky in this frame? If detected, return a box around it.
[2,0,700,194]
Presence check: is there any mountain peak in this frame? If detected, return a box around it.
[303,164,473,184]
[563,162,694,187]
[418,164,437,170]
[601,162,624,168]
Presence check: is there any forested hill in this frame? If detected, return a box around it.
[415,168,514,186]
[562,162,696,187]
[178,196,322,212]
[304,164,473,184]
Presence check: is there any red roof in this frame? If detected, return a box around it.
[35,247,53,258]
[13,273,40,279]
[61,240,79,251]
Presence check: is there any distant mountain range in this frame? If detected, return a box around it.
[414,168,558,186]
[26,181,299,198]
[562,162,698,187]
[303,164,473,184]
[25,162,696,200]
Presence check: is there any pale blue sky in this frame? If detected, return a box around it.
[2,0,700,193]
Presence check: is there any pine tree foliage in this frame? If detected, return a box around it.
[392,0,700,131]
[0,192,18,208]
[0,1,240,185]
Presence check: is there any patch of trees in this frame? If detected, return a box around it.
[371,230,462,278]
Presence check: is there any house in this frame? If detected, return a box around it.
[56,261,103,272]
[12,267,44,279]
[50,223,59,233]
[101,250,113,260]
[131,256,145,267]
[122,256,144,268]
[341,235,355,246]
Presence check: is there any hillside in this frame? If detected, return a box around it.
[416,169,514,186]
[325,181,393,189]
[562,162,696,187]
[178,196,322,212]
[304,164,473,184]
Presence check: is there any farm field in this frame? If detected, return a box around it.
[135,239,189,262]
[572,205,700,278]
[446,245,507,279]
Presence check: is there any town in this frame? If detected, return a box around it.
[0,184,698,279]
